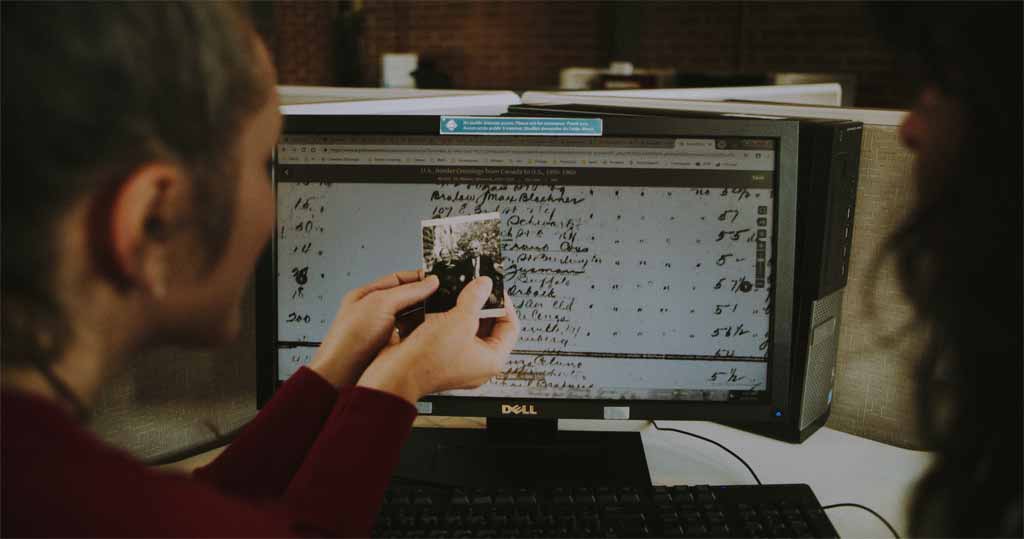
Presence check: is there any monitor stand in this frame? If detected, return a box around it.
[392,418,651,488]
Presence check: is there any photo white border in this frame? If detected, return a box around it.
[421,211,502,228]
[420,212,506,318]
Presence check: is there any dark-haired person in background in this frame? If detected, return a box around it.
[0,3,518,536]
[873,2,1022,537]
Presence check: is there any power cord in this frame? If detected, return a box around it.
[822,503,900,539]
[142,424,245,466]
[650,421,762,485]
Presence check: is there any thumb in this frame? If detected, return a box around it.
[455,276,493,315]
[374,275,439,313]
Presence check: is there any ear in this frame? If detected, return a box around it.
[107,163,190,297]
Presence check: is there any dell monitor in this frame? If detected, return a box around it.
[257,114,799,486]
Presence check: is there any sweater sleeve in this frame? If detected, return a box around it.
[193,366,351,499]
[285,386,418,536]
[1,385,417,538]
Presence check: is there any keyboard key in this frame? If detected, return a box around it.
[603,512,645,526]
[494,495,515,506]
[709,523,730,536]
[575,494,597,505]
[773,523,792,536]
[684,522,709,537]
[664,525,684,538]
[673,492,696,504]
[465,515,487,527]
[511,515,532,527]
[596,494,618,505]
[696,492,716,504]
[516,495,538,506]
[619,493,641,505]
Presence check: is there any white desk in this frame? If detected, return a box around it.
[561,419,932,539]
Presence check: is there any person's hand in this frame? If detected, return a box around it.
[307,270,439,388]
[357,276,520,404]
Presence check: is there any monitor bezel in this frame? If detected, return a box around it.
[257,114,799,425]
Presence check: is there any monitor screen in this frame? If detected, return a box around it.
[260,115,797,422]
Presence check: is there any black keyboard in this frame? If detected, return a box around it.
[374,483,839,538]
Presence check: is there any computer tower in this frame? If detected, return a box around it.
[506,104,863,442]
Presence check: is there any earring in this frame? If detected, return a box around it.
[144,217,166,240]
[152,266,168,299]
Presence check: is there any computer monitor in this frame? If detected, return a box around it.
[256,114,800,485]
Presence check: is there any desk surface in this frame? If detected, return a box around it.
[162,417,931,539]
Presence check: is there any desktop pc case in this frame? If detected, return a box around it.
[507,103,863,442]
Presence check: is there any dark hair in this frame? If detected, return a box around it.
[872,3,1022,536]
[1,3,272,369]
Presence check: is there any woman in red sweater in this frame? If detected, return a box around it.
[0,4,519,537]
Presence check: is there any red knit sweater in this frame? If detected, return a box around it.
[1,367,417,537]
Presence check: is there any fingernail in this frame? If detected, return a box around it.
[476,276,493,295]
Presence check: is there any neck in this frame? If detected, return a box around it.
[3,199,149,417]
[2,334,119,419]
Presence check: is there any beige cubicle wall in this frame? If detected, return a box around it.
[829,124,925,449]
[89,287,260,461]
[89,96,927,461]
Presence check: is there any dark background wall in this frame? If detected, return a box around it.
[257,1,916,109]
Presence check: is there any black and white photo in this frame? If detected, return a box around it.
[421,213,505,317]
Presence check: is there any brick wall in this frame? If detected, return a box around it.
[272,1,337,85]
[269,1,916,108]
[358,1,608,91]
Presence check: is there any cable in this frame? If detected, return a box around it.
[142,424,245,466]
[822,503,900,539]
[650,421,762,485]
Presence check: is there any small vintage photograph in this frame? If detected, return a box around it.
[421,212,505,317]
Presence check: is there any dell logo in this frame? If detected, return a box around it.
[501,404,538,415]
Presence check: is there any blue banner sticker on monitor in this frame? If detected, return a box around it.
[440,116,603,136]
